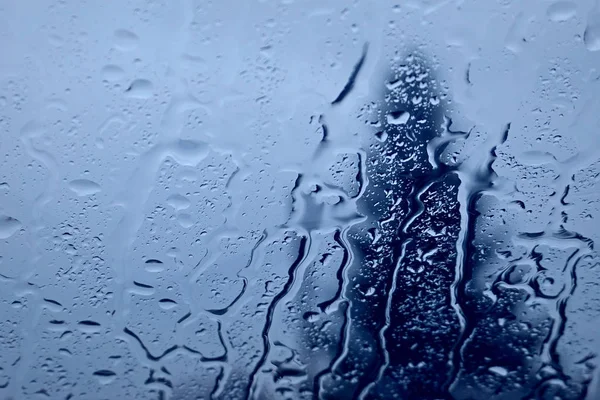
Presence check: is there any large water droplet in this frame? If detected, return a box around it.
[144,259,165,272]
[166,194,191,210]
[176,213,194,228]
[489,366,509,377]
[172,139,209,165]
[387,110,410,125]
[546,1,577,22]
[0,215,21,239]
[124,79,153,99]
[93,370,117,385]
[584,15,600,51]
[114,29,139,51]
[68,179,102,196]
[158,298,178,310]
[101,64,125,82]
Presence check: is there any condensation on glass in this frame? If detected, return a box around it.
[1,0,599,399]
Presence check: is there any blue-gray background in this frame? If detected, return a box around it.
[1,0,600,399]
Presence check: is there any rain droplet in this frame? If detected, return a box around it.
[124,79,153,99]
[584,14,600,51]
[173,140,209,165]
[489,366,509,376]
[101,64,125,82]
[0,215,21,239]
[48,34,64,47]
[546,1,577,22]
[68,179,101,196]
[375,131,388,142]
[158,298,178,310]
[166,194,191,210]
[114,29,139,51]
[303,311,320,322]
[166,247,180,258]
[387,110,410,125]
[176,213,194,228]
[93,370,117,385]
[77,320,102,333]
[144,259,165,272]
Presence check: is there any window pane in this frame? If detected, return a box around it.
[1,1,599,399]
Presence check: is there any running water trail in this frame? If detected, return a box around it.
[446,123,511,392]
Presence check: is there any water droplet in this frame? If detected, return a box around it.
[303,311,320,322]
[166,194,191,210]
[387,110,410,125]
[124,79,153,99]
[166,247,180,258]
[547,1,577,22]
[68,179,101,196]
[144,259,165,272]
[158,298,178,310]
[172,140,209,165]
[101,64,125,82]
[48,34,64,47]
[584,14,600,51]
[114,29,139,51]
[489,366,509,376]
[176,213,194,228]
[0,215,21,239]
[77,320,102,333]
[375,131,388,142]
[93,370,117,385]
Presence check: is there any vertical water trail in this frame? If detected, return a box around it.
[447,123,511,392]
[310,230,354,397]
[13,118,60,396]
[358,238,411,400]
[246,236,309,400]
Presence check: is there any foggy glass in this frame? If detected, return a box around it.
[1,0,599,399]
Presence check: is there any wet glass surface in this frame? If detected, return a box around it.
[1,1,600,399]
